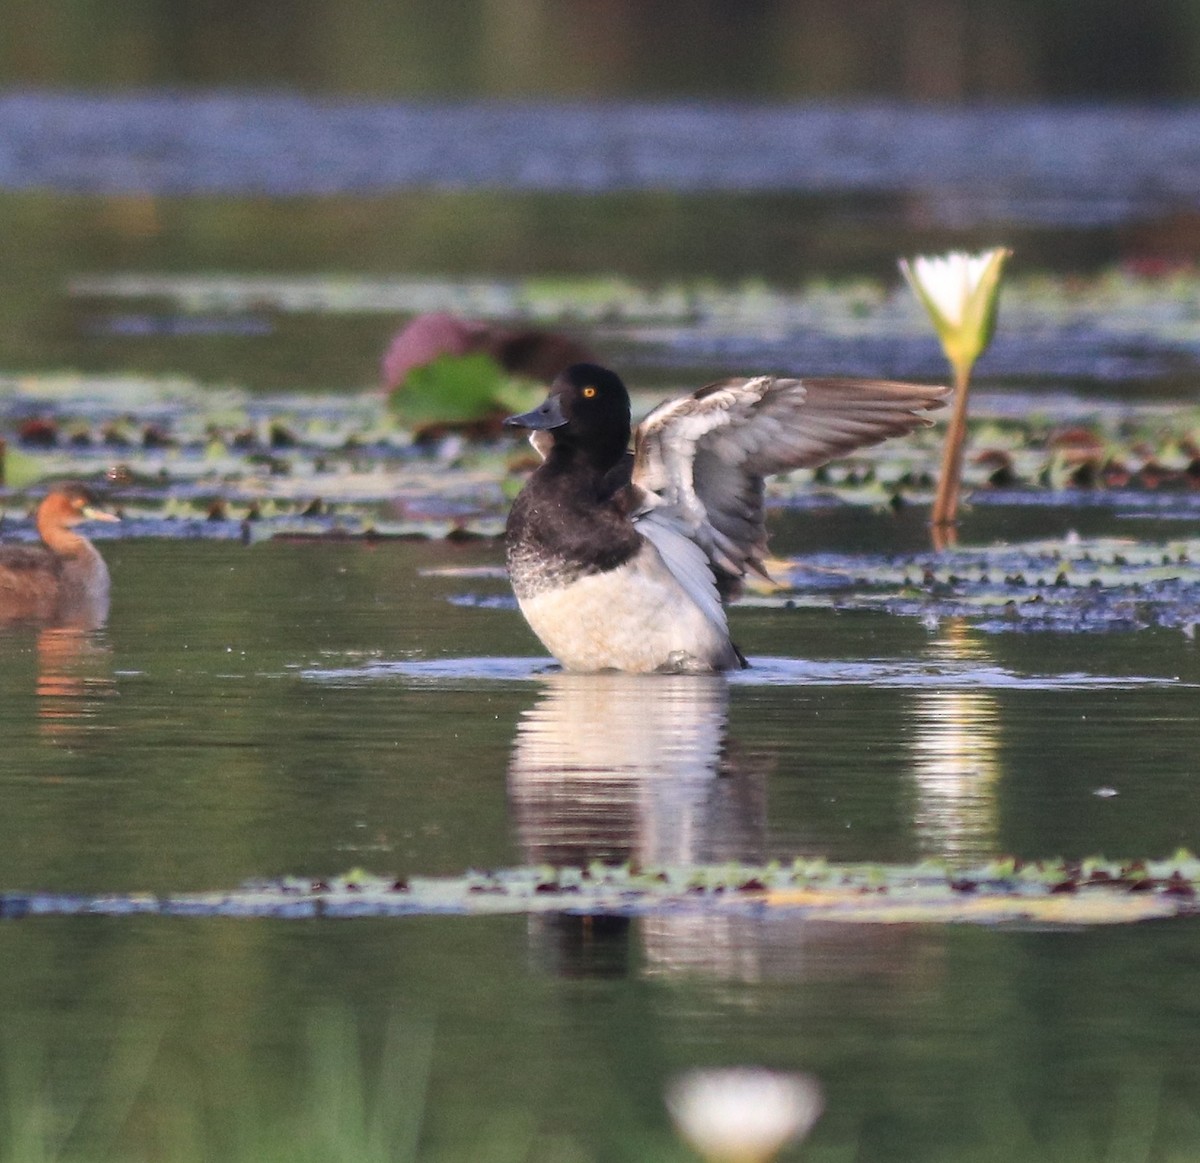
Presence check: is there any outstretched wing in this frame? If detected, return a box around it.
[631,376,947,597]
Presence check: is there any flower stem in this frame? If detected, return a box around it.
[930,364,972,530]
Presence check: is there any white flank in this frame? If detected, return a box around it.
[518,542,737,673]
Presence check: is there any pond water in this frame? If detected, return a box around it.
[4,84,1200,1160]
[4,520,1200,1160]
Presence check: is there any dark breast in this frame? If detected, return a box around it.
[505,470,641,600]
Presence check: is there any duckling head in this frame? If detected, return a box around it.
[36,484,119,542]
[504,363,631,466]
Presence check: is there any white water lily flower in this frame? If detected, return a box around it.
[900,248,1011,382]
[666,1068,824,1163]
[900,247,1011,532]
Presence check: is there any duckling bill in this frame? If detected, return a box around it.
[505,364,947,673]
[0,485,119,628]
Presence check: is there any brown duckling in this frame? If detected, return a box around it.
[0,485,119,627]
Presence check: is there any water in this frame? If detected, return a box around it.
[7,916,1200,1161]
[3,526,1200,1158]
[7,95,1200,216]
[5,55,1200,1161]
[8,534,1198,893]
[3,421,1200,1160]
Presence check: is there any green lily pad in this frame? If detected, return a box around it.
[0,443,44,488]
[388,353,542,427]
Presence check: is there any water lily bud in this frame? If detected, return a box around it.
[900,247,1012,532]
[666,1067,824,1163]
[900,248,1011,384]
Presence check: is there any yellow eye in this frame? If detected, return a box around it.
[582,386,596,398]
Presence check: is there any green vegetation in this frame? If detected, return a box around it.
[9,853,1200,926]
[0,1012,435,1163]
[387,354,542,430]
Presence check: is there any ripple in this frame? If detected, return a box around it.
[301,654,1188,690]
[303,656,556,686]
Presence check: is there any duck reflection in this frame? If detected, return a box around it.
[908,620,1002,861]
[34,627,117,746]
[506,666,963,988]
[508,671,768,977]
[508,672,764,868]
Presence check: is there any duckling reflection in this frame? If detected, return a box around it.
[508,672,765,868]
[35,626,117,746]
[0,485,119,629]
[908,620,1002,861]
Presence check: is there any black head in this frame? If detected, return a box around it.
[504,364,631,466]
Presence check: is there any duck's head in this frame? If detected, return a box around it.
[504,364,631,464]
[36,484,120,536]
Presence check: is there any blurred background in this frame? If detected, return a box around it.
[3,0,1200,393]
[4,0,1200,99]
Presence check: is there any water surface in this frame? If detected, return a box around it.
[4,69,1200,1160]
[3,532,1200,1159]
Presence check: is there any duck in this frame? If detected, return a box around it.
[0,484,119,627]
[504,364,947,673]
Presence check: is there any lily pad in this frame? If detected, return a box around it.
[755,535,1200,634]
[388,352,542,428]
[4,854,1198,926]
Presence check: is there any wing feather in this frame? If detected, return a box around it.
[632,375,946,597]
[636,510,729,636]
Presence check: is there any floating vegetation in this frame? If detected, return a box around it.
[755,535,1200,634]
[3,855,1199,926]
[7,368,1200,641]
[66,266,1200,383]
[4,371,1200,525]
[386,352,544,434]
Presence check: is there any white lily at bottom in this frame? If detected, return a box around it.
[666,1068,824,1163]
